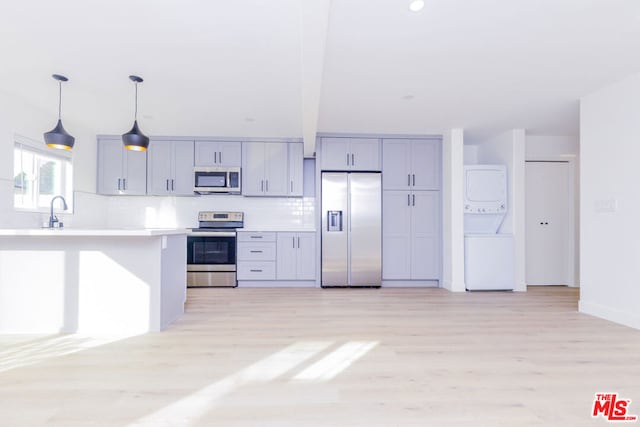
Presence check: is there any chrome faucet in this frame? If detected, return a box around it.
[49,195,68,228]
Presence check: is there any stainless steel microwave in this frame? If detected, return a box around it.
[194,167,241,194]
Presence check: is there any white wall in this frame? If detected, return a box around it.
[468,130,526,292]
[580,73,640,329]
[0,90,106,229]
[442,129,465,292]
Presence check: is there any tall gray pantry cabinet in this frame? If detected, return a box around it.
[382,138,441,282]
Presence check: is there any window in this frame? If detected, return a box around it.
[13,137,73,211]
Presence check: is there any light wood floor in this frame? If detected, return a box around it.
[1,287,639,426]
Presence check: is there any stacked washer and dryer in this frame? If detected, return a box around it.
[463,165,515,291]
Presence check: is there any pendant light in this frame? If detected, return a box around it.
[122,75,149,151]
[44,74,75,150]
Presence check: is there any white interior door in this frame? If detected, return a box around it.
[525,161,571,285]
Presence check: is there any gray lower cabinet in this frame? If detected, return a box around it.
[237,231,316,283]
[237,232,277,280]
[383,190,440,280]
[194,141,241,167]
[147,140,194,195]
[97,138,147,195]
[276,232,316,280]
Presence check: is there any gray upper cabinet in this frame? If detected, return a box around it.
[382,139,441,190]
[194,141,241,167]
[320,137,380,171]
[242,142,289,196]
[288,143,303,196]
[243,142,302,197]
[97,138,147,195]
[147,140,194,195]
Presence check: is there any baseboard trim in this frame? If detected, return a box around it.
[382,280,439,288]
[579,300,640,330]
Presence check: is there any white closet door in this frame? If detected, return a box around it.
[525,161,571,285]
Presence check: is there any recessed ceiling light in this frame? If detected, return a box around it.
[245,117,255,122]
[409,0,424,12]
[402,95,415,100]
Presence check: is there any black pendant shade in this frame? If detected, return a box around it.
[122,75,149,151]
[44,119,75,150]
[122,120,149,151]
[44,74,75,150]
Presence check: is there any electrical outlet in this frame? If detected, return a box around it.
[594,199,617,212]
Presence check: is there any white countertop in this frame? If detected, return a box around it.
[0,228,190,237]
[238,227,316,233]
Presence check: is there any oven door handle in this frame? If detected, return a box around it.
[188,231,237,237]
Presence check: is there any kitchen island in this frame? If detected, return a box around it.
[0,229,188,334]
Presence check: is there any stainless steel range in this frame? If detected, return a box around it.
[187,211,243,287]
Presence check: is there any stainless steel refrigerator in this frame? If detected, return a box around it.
[321,172,381,287]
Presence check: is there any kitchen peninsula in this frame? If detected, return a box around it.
[0,229,187,334]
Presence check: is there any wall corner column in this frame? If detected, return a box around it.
[443,128,465,292]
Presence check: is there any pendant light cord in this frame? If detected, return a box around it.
[58,81,62,120]
[134,82,138,121]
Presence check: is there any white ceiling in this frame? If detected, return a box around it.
[1,0,639,152]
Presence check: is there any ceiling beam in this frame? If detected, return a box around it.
[300,0,332,157]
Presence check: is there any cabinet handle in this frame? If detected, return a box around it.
[266,180,269,192]
[123,179,126,190]
[297,237,300,248]
[250,235,263,239]
[172,179,175,191]
[214,152,217,163]
[250,269,263,273]
[413,174,416,186]
[292,237,295,248]
[118,178,121,191]
[250,250,263,253]
[346,153,350,166]
[261,180,264,192]
[166,179,169,191]
[291,181,293,193]
[412,194,415,206]
[408,174,411,186]
[407,194,410,206]
[219,152,222,163]
[351,153,354,166]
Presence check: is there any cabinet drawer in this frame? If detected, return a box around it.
[237,261,276,280]
[238,243,276,261]
[237,232,277,242]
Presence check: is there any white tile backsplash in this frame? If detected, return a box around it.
[106,195,316,230]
